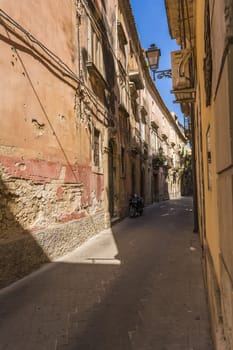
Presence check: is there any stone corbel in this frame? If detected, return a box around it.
[225,0,233,42]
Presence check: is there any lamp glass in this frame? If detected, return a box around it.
[146,44,161,71]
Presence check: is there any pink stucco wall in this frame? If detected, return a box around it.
[0,1,81,162]
[0,1,104,236]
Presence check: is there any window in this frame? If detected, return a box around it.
[163,140,168,156]
[127,118,131,143]
[88,19,104,76]
[172,151,176,168]
[162,117,165,128]
[155,132,158,153]
[141,121,145,142]
[94,128,100,167]
[170,127,175,141]
[120,81,129,109]
[117,10,127,70]
[121,147,125,176]
[206,126,212,190]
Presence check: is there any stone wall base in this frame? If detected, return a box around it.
[203,245,228,350]
[220,255,233,350]
[0,211,107,289]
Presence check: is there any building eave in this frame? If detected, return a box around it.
[165,0,195,47]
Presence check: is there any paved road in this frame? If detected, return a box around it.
[0,197,213,350]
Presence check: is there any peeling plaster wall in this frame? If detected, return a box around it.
[0,153,105,288]
[0,154,105,237]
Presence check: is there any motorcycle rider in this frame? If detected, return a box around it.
[129,193,144,217]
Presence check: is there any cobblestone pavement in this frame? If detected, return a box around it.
[0,197,213,350]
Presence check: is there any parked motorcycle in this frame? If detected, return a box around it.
[129,194,144,218]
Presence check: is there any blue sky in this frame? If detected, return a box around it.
[130,0,183,124]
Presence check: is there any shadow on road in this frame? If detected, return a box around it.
[0,198,212,350]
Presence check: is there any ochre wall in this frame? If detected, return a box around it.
[195,0,220,282]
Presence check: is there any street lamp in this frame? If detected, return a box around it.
[146,43,172,80]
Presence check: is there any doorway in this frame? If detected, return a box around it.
[108,141,114,217]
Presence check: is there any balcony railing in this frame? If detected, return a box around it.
[152,155,173,170]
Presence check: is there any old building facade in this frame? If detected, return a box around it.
[165,0,233,348]
[0,0,186,288]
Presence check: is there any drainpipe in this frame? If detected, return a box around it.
[190,105,199,233]
[75,0,84,121]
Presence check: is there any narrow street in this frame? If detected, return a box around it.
[0,197,212,350]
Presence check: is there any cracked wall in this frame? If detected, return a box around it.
[0,156,105,238]
[0,154,105,288]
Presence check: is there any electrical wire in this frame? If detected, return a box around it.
[0,8,114,123]
[0,5,185,145]
[0,9,81,83]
